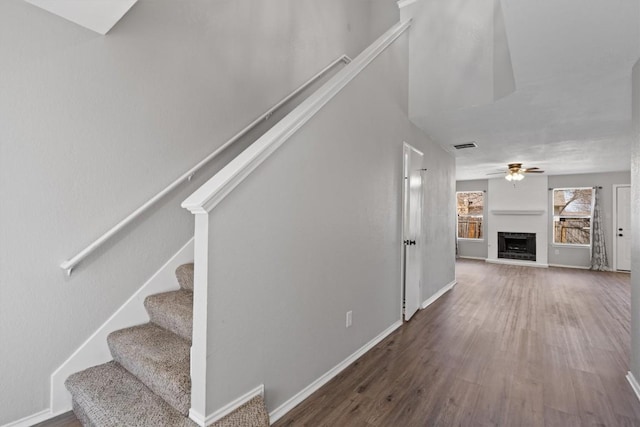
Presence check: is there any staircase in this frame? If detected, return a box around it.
[65,263,270,427]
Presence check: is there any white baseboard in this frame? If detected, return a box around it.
[456,256,486,261]
[268,320,403,423]
[0,409,68,427]
[194,385,264,427]
[548,263,590,270]
[421,280,457,309]
[627,372,640,403]
[49,239,194,414]
[485,258,549,268]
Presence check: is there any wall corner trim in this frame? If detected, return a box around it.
[627,372,640,403]
[269,320,403,423]
[421,280,457,309]
[200,385,265,426]
[181,19,412,214]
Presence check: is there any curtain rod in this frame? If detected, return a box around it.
[547,186,602,190]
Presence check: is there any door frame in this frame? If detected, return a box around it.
[400,142,424,320]
[613,184,631,272]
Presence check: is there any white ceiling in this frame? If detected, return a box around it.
[407,0,640,180]
[23,0,138,35]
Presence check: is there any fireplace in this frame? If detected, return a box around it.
[498,232,536,261]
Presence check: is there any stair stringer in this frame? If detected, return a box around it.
[50,238,194,414]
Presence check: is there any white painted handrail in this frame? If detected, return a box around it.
[60,54,351,276]
[182,20,412,215]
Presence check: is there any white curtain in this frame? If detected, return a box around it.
[590,187,609,271]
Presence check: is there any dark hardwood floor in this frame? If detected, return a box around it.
[38,260,640,426]
[32,411,80,427]
[275,260,640,426]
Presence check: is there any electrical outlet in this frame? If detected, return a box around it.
[346,311,353,328]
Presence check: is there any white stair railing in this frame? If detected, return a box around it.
[181,20,412,215]
[60,54,351,275]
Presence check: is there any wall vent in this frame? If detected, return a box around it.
[453,142,478,150]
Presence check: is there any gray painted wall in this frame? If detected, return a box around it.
[0,1,397,423]
[630,58,640,380]
[456,180,489,259]
[200,33,455,413]
[548,172,630,268]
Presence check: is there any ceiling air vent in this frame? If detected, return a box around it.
[453,142,478,150]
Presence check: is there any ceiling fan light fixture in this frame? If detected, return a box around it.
[505,170,525,181]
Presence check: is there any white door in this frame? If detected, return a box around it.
[616,186,631,271]
[402,143,423,321]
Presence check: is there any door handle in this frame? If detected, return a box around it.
[404,240,417,246]
[619,234,624,237]
[619,228,623,231]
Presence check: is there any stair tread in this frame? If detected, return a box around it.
[145,290,193,343]
[176,263,194,291]
[107,323,191,416]
[65,361,195,427]
[210,395,271,427]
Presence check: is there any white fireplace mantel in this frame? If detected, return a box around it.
[491,210,545,215]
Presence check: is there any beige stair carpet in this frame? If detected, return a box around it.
[65,263,269,426]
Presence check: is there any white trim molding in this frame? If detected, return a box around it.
[486,259,549,268]
[182,20,412,214]
[50,239,194,414]
[627,372,640,403]
[456,256,487,261]
[0,409,61,427]
[192,385,265,427]
[421,280,457,309]
[269,320,403,423]
[548,264,590,270]
[397,0,418,8]
[23,0,137,35]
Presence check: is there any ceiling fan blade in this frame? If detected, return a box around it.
[486,172,506,175]
[522,167,540,171]
[524,170,544,173]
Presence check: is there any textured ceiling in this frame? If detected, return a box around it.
[407,0,640,180]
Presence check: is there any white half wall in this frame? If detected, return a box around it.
[184,27,455,418]
[487,176,549,266]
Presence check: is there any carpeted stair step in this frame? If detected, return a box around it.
[144,290,193,343]
[176,263,194,291]
[107,323,191,416]
[210,395,271,427]
[65,361,195,427]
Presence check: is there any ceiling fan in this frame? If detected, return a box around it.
[487,163,545,181]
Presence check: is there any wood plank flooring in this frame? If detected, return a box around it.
[37,260,640,426]
[275,260,640,426]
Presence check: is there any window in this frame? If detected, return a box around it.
[552,188,594,245]
[457,191,484,239]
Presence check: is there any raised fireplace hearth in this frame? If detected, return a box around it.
[498,232,536,261]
